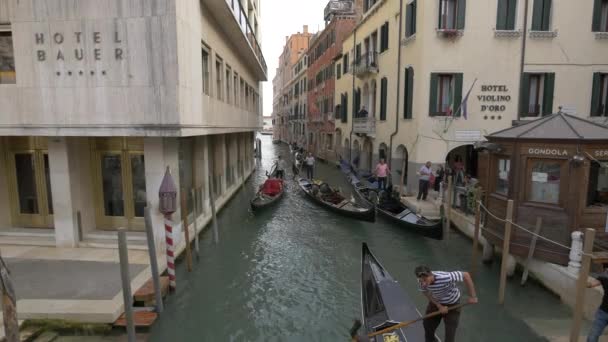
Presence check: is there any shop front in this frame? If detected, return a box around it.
[477,113,608,265]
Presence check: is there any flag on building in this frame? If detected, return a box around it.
[457,78,477,120]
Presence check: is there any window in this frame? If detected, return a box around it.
[215,57,223,101]
[380,22,389,52]
[520,73,554,117]
[343,53,349,74]
[531,0,552,31]
[593,0,608,32]
[496,158,511,195]
[380,77,388,120]
[225,66,232,104]
[429,73,463,116]
[240,78,245,108]
[234,73,238,107]
[403,67,414,119]
[326,134,333,151]
[438,0,466,30]
[496,0,517,30]
[591,73,608,117]
[0,26,16,84]
[588,159,608,207]
[337,63,342,80]
[405,1,417,37]
[341,92,349,123]
[528,159,561,204]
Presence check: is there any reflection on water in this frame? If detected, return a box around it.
[150,135,570,342]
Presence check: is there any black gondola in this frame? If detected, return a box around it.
[250,178,285,211]
[349,174,443,240]
[297,178,375,222]
[354,243,426,341]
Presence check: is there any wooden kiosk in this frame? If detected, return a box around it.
[476,113,608,265]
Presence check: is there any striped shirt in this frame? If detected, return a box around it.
[418,271,464,305]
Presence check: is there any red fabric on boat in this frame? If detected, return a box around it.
[261,179,282,196]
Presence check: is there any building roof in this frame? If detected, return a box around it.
[488,112,608,140]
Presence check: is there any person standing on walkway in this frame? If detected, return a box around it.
[418,161,432,201]
[415,265,478,342]
[434,165,445,192]
[586,271,608,342]
[374,158,390,191]
[305,152,315,180]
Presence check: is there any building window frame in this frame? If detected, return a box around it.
[520,72,555,117]
[405,0,417,38]
[587,158,608,207]
[438,0,466,30]
[215,56,224,101]
[0,24,16,84]
[496,0,518,31]
[531,0,552,31]
[592,0,608,32]
[524,157,565,207]
[429,72,463,117]
[591,72,608,117]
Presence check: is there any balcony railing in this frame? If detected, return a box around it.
[224,0,267,75]
[324,0,355,21]
[353,117,376,135]
[352,52,379,78]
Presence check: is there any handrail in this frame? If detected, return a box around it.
[224,0,267,74]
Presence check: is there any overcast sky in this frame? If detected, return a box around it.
[261,0,327,117]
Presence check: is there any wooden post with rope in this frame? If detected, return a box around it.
[498,199,514,305]
[180,190,193,272]
[444,176,453,242]
[570,228,595,342]
[471,188,481,279]
[0,252,19,342]
[520,217,542,286]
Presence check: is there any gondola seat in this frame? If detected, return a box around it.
[261,179,282,196]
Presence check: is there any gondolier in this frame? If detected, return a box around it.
[415,265,478,342]
[274,155,286,179]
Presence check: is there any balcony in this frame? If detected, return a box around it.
[324,0,355,21]
[352,52,379,79]
[207,0,268,81]
[353,117,376,135]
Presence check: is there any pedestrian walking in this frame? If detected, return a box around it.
[374,158,390,191]
[305,152,315,180]
[417,161,432,201]
[586,271,608,342]
[415,265,478,342]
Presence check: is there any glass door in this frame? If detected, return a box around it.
[7,143,53,228]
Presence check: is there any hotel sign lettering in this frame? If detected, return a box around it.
[34,32,124,62]
[528,148,568,156]
[478,85,511,112]
[593,150,608,158]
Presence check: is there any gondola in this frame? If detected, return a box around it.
[297,178,375,222]
[352,243,426,341]
[250,177,285,211]
[349,174,443,240]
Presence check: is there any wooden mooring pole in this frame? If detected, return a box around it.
[117,229,136,342]
[143,207,164,313]
[191,188,200,258]
[444,176,453,242]
[498,199,514,305]
[180,190,193,272]
[471,189,481,279]
[0,252,19,342]
[570,228,595,342]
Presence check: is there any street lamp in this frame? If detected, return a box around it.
[158,166,177,291]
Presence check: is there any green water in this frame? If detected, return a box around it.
[149,135,572,341]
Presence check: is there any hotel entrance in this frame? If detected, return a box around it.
[4,137,53,228]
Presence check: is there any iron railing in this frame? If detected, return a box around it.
[225,0,268,75]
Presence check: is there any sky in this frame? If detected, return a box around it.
[261,0,327,117]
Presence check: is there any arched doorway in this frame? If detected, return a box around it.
[378,143,388,163]
[445,144,478,186]
[353,140,361,169]
[393,145,409,192]
[362,138,373,172]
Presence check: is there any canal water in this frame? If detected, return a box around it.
[150,135,573,342]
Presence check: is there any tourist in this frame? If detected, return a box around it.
[357,105,369,118]
[434,165,445,192]
[305,152,315,180]
[586,271,608,342]
[274,155,286,179]
[415,265,478,342]
[417,161,432,201]
[374,158,390,191]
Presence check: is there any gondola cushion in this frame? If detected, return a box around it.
[262,179,282,196]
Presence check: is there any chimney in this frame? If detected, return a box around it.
[303,25,309,33]
[285,36,289,42]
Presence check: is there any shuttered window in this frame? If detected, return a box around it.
[403,67,414,119]
[520,72,555,117]
[343,54,349,74]
[592,0,608,32]
[531,0,552,31]
[342,92,349,123]
[380,77,388,121]
[496,0,517,30]
[591,73,608,117]
[438,0,466,30]
[380,22,389,52]
[429,72,463,116]
[337,63,342,80]
[405,1,417,37]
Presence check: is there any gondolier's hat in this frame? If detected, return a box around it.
[415,265,432,278]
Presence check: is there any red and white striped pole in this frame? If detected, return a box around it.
[159,166,178,292]
[164,214,176,290]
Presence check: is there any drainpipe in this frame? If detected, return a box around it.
[349,27,358,164]
[517,0,530,121]
[388,0,405,170]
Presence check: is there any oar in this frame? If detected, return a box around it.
[368,303,468,338]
